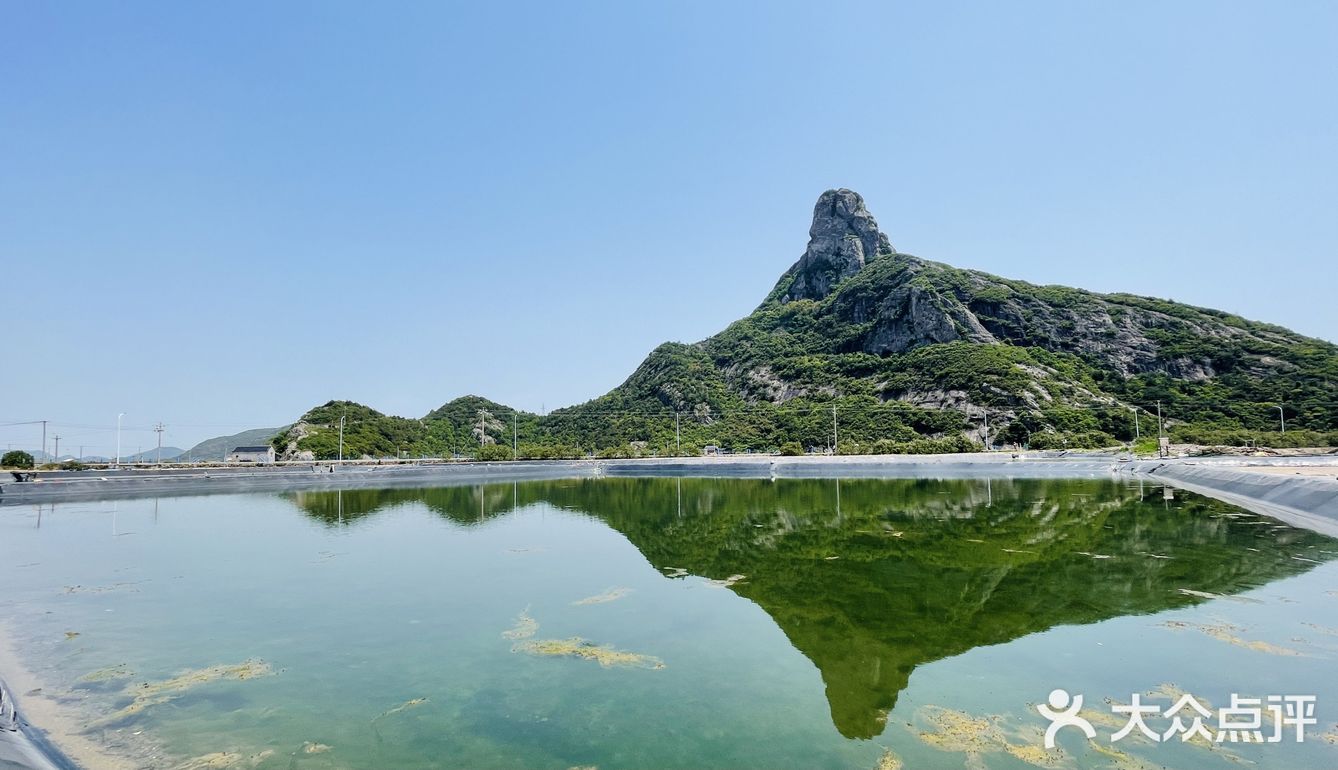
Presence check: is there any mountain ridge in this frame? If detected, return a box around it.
[271,189,1337,459]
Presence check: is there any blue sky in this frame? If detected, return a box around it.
[2,1,1335,453]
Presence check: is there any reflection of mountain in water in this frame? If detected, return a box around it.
[284,477,1336,739]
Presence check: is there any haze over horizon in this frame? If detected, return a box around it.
[4,1,1336,452]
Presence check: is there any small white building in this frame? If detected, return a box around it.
[228,445,276,464]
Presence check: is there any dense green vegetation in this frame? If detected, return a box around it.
[2,450,34,469]
[272,248,1337,458]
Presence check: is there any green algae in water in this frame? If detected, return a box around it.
[572,587,633,605]
[171,750,274,769]
[373,697,429,722]
[77,662,135,684]
[1159,619,1307,656]
[873,747,902,770]
[501,607,539,640]
[913,705,1068,769]
[512,637,666,670]
[96,660,274,726]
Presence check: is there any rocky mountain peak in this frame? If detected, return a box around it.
[781,189,895,302]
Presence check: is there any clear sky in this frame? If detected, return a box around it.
[3,1,1336,453]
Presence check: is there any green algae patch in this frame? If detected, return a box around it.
[1160,620,1305,656]
[374,697,429,722]
[572,587,633,606]
[513,637,665,670]
[914,706,1067,769]
[77,663,135,684]
[371,697,429,742]
[101,659,274,724]
[1088,742,1160,770]
[171,750,272,769]
[501,607,539,640]
[172,752,243,769]
[873,747,902,770]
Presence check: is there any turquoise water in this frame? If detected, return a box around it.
[2,477,1337,769]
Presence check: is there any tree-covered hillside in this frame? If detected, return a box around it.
[273,189,1337,459]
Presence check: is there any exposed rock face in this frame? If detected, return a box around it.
[824,255,1255,377]
[781,189,894,301]
[278,421,316,461]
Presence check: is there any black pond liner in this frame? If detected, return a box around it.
[0,676,81,770]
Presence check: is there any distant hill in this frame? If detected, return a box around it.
[181,427,287,461]
[19,448,184,463]
[272,398,535,460]
[271,189,1337,459]
[121,447,186,462]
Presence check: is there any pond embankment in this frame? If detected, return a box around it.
[1141,460,1338,537]
[3,453,1117,504]
[4,452,1337,535]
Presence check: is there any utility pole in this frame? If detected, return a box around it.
[1276,404,1286,434]
[53,434,60,462]
[41,420,47,462]
[513,412,518,459]
[78,445,84,462]
[675,412,681,456]
[1131,407,1140,441]
[116,413,125,468]
[479,413,485,448]
[338,412,345,464]
[1156,400,1166,458]
[981,409,989,450]
[832,403,838,455]
[154,422,165,465]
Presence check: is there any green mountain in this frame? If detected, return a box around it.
[274,189,1338,459]
[182,426,288,461]
[274,397,545,460]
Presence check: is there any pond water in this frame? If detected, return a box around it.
[2,477,1337,770]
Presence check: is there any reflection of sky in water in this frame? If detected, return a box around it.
[2,478,1337,770]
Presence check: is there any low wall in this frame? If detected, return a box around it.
[1138,462,1338,538]
[0,461,598,503]
[6,455,1338,530]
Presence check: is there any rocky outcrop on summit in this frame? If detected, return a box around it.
[775,189,894,302]
[753,190,1329,384]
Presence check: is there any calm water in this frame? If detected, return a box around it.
[2,477,1337,770]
